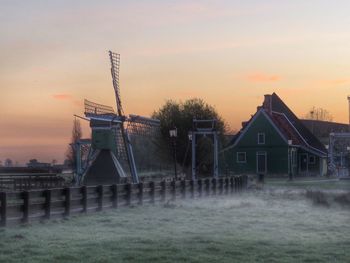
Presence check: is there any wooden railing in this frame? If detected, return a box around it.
[0,174,65,191]
[0,175,248,227]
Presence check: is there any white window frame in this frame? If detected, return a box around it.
[309,155,316,165]
[236,152,247,163]
[258,133,265,145]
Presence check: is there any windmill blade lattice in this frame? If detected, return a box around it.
[109,51,123,116]
[126,115,160,137]
[84,99,115,115]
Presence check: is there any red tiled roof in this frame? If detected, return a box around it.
[270,112,305,146]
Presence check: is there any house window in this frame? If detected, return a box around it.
[309,155,316,164]
[236,152,246,163]
[258,133,265,144]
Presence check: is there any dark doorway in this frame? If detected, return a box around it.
[256,152,267,174]
[300,153,308,173]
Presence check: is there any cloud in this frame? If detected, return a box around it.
[246,73,281,83]
[52,94,71,100]
[52,94,82,108]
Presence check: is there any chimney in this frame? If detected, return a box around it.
[263,94,272,115]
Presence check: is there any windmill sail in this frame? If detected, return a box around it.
[84,99,115,115]
[109,51,123,116]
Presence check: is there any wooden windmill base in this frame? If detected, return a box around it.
[81,150,127,186]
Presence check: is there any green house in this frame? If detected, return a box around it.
[221,93,327,177]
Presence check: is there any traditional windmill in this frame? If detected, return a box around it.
[75,51,160,185]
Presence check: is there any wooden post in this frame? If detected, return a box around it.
[0,192,7,227]
[234,177,238,192]
[198,179,203,198]
[224,177,229,195]
[230,177,234,193]
[190,180,194,199]
[22,191,30,224]
[205,178,210,196]
[64,187,71,217]
[180,180,186,199]
[97,185,103,211]
[82,186,87,213]
[111,184,118,208]
[44,189,51,219]
[125,183,131,206]
[212,178,217,196]
[138,183,143,205]
[149,181,155,204]
[218,178,223,195]
[171,180,176,201]
[160,181,166,202]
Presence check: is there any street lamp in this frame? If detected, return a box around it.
[188,131,192,141]
[169,127,178,180]
[288,139,293,181]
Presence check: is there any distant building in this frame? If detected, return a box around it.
[27,159,51,168]
[301,119,349,145]
[221,93,327,177]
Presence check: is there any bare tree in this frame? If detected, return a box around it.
[65,118,82,170]
[4,158,13,167]
[305,106,333,122]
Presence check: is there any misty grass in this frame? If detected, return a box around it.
[266,177,350,190]
[1,186,350,262]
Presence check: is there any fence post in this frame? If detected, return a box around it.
[198,179,203,198]
[138,183,143,205]
[171,180,176,201]
[224,177,229,195]
[82,186,87,213]
[125,183,131,206]
[44,189,51,219]
[229,177,234,193]
[111,184,118,208]
[212,178,217,196]
[243,175,248,190]
[181,180,186,199]
[97,185,103,211]
[205,178,210,196]
[190,180,194,199]
[149,181,155,204]
[218,178,224,195]
[0,192,7,227]
[22,191,30,224]
[64,187,71,217]
[160,181,166,203]
[234,177,238,192]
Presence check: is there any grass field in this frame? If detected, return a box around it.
[1,179,350,263]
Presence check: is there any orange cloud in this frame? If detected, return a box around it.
[246,73,281,83]
[52,94,71,100]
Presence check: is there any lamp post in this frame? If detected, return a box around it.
[169,127,178,180]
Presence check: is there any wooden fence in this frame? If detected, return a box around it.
[0,175,248,227]
[0,174,65,191]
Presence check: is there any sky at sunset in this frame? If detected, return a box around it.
[1,0,350,165]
